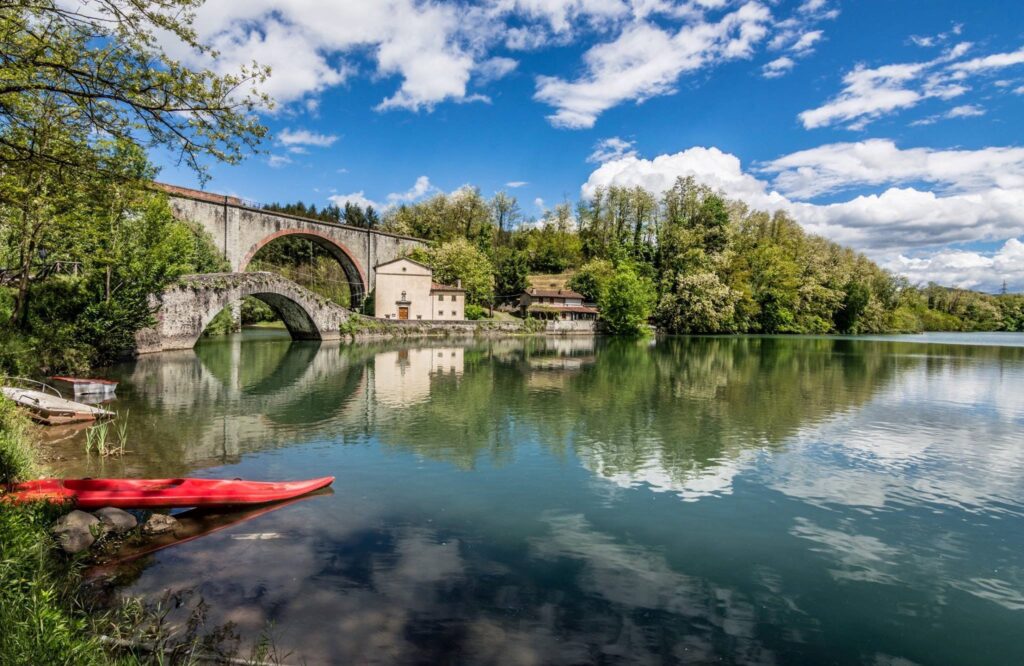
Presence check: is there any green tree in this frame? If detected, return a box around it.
[412,238,495,306]
[598,264,655,335]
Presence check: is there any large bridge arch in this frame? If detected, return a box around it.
[240,228,368,305]
[135,272,353,353]
[157,183,427,298]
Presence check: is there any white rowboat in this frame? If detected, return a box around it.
[1,386,114,426]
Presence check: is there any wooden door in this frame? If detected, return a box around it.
[398,306,409,320]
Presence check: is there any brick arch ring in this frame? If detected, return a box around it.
[239,229,368,304]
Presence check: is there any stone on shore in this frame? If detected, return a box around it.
[142,513,180,535]
[94,507,138,534]
[51,510,99,554]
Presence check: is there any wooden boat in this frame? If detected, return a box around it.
[3,476,335,509]
[50,376,118,397]
[0,386,114,425]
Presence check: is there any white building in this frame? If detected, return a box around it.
[374,257,466,321]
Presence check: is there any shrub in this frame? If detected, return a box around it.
[465,303,487,320]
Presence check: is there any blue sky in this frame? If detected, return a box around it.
[155,0,1024,291]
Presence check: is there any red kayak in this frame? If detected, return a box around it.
[3,476,334,509]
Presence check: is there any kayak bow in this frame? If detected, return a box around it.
[4,476,334,509]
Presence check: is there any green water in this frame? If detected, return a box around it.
[72,331,1024,664]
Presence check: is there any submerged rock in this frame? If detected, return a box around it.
[142,513,180,535]
[94,507,138,534]
[52,510,99,554]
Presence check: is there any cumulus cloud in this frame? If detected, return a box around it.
[278,128,339,147]
[799,40,1024,130]
[387,175,434,204]
[890,239,1024,291]
[534,2,771,128]
[587,136,638,163]
[582,141,1024,288]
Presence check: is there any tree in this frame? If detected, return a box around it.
[491,192,521,241]
[412,238,495,306]
[656,272,740,334]
[493,247,529,304]
[1,1,268,178]
[569,258,615,303]
[598,264,655,336]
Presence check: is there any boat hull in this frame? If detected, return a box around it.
[4,476,335,509]
[1,387,113,425]
[50,376,119,396]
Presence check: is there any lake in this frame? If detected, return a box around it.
[61,331,1024,664]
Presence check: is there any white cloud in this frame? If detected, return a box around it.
[759,139,1024,199]
[267,154,292,168]
[587,136,638,163]
[889,239,1024,291]
[386,175,435,204]
[582,143,1024,274]
[327,191,378,209]
[790,29,822,54]
[949,47,1024,75]
[762,56,795,78]
[798,61,932,129]
[474,57,518,83]
[278,128,339,147]
[534,2,771,128]
[534,197,546,211]
[505,181,528,188]
[799,42,1024,130]
[946,104,985,118]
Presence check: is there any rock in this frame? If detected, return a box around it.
[142,513,180,535]
[94,507,137,535]
[51,510,99,554]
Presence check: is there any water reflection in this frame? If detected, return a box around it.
[61,333,1024,664]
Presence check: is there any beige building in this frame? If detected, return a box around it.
[519,288,598,322]
[374,257,466,320]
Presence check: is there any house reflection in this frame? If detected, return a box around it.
[372,347,465,407]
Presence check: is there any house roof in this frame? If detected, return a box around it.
[430,282,465,292]
[527,303,599,314]
[374,256,433,271]
[523,287,585,299]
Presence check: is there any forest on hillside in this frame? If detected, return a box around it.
[272,178,1021,336]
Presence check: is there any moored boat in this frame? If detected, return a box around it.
[3,476,335,509]
[0,385,114,425]
[50,376,118,397]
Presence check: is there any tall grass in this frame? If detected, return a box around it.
[0,398,113,665]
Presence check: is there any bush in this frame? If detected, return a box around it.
[465,303,487,320]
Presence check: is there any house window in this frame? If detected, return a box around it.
[451,295,457,302]
[438,294,444,301]
[417,315,422,320]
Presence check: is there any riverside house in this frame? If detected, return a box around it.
[374,257,465,320]
[519,287,598,325]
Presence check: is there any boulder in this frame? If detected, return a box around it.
[142,513,180,535]
[51,510,99,554]
[94,507,138,535]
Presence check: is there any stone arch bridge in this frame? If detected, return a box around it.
[135,272,353,353]
[157,182,427,305]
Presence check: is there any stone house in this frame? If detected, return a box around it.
[374,257,465,320]
[519,287,598,323]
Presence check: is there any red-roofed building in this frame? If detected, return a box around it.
[519,288,599,323]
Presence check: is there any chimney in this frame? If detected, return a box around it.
[456,278,462,288]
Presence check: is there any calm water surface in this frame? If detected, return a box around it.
[57,331,1024,664]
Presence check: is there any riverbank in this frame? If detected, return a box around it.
[0,399,115,664]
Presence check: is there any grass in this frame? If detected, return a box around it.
[0,397,114,665]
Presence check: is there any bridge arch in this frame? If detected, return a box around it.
[240,229,367,306]
[136,272,352,353]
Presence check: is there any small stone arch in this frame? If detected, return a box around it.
[239,229,367,305]
[136,273,351,353]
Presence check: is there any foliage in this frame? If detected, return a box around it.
[568,258,615,303]
[598,264,655,336]
[656,271,740,334]
[410,238,495,305]
[0,0,268,179]
[465,303,487,320]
